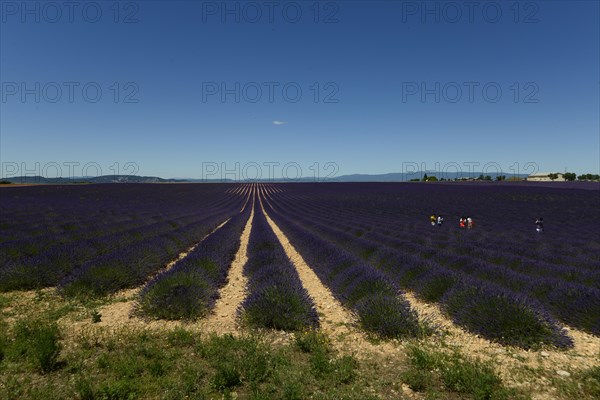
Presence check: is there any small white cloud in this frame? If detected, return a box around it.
[272,120,287,125]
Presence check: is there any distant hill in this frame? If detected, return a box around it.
[3,175,230,184]
[4,172,528,184]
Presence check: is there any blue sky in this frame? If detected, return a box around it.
[1,0,599,180]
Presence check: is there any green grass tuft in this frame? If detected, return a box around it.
[9,319,62,373]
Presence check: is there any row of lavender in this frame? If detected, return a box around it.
[260,192,428,339]
[237,199,318,331]
[262,184,588,347]
[136,199,252,320]
[0,184,250,293]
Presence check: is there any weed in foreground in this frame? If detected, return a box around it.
[8,318,62,373]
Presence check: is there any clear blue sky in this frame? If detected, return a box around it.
[1,0,599,179]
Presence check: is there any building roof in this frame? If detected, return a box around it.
[529,172,563,177]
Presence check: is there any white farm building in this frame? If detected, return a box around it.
[527,172,566,182]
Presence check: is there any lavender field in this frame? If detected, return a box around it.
[1,183,599,342]
[1,182,599,399]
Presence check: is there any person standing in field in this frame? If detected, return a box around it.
[536,217,544,232]
[459,217,466,228]
[437,215,444,226]
[430,214,437,226]
[467,216,474,229]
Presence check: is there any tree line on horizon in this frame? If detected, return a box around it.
[410,172,600,182]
